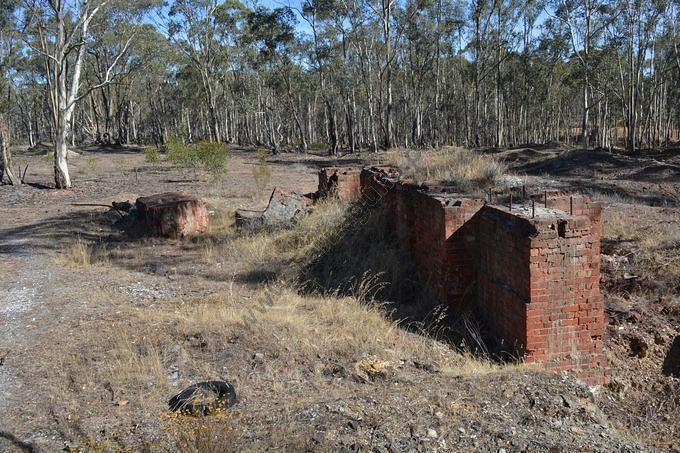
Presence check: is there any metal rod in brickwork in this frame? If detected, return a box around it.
[532,199,535,218]
[522,184,526,199]
[570,196,573,215]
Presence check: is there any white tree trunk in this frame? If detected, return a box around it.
[54,134,71,188]
[41,0,121,188]
[0,114,19,185]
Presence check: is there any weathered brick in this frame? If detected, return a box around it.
[325,166,608,385]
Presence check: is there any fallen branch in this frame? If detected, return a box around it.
[0,429,34,452]
[21,164,29,184]
[70,202,125,219]
[71,203,116,208]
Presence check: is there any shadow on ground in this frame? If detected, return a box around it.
[497,147,680,206]
[295,204,512,362]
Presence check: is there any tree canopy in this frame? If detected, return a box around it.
[0,0,678,186]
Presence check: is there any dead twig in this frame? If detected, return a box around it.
[70,202,116,208]
[70,202,125,219]
[0,429,34,452]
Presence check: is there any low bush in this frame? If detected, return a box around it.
[166,140,228,176]
[144,146,160,163]
[252,148,271,189]
[196,141,228,174]
[58,237,109,267]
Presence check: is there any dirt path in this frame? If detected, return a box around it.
[0,239,52,326]
[0,237,56,448]
[0,147,328,450]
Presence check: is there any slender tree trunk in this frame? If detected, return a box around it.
[382,0,394,149]
[473,5,482,148]
[0,114,19,185]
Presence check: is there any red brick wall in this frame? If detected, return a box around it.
[393,186,449,300]
[442,199,485,310]
[475,205,606,383]
[476,207,533,351]
[358,169,484,310]
[318,167,362,201]
[320,166,606,384]
[523,212,606,384]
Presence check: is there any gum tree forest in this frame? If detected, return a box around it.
[0,0,678,188]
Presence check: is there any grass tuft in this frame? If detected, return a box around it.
[57,237,109,267]
[144,146,160,163]
[384,147,506,193]
[602,211,680,293]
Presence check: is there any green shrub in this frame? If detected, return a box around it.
[196,141,228,175]
[252,147,271,189]
[166,139,198,169]
[252,161,271,189]
[144,146,160,163]
[256,147,269,161]
[85,156,97,174]
[166,140,228,177]
[44,151,54,162]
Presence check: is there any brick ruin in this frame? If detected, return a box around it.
[318,167,363,201]
[321,166,607,385]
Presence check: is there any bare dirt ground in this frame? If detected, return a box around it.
[0,144,678,451]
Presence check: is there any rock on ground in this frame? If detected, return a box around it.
[236,187,314,229]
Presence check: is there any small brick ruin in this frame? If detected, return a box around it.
[318,167,362,201]
[136,192,209,239]
[324,166,607,385]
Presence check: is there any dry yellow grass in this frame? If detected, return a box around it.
[49,280,502,450]
[57,237,109,267]
[213,198,351,280]
[82,196,502,418]
[174,287,443,362]
[603,210,680,292]
[103,332,170,401]
[32,176,509,451]
[172,199,503,370]
[164,412,242,453]
[384,147,506,192]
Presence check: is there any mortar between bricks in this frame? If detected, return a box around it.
[319,166,606,385]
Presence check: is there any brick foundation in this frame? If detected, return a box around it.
[136,192,208,239]
[318,167,362,201]
[476,205,606,384]
[322,166,607,385]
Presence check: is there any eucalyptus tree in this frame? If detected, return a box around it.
[399,0,438,147]
[547,0,611,150]
[468,0,496,147]
[244,6,304,151]
[606,0,669,152]
[301,0,343,155]
[81,24,170,145]
[167,0,247,143]
[0,0,20,185]
[84,14,154,143]
[21,0,159,188]
[2,0,677,155]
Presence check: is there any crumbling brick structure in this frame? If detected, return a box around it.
[318,167,362,201]
[136,192,208,239]
[477,200,606,383]
[325,166,607,384]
